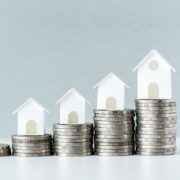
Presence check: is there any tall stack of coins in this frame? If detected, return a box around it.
[0,144,11,156]
[94,109,135,156]
[135,99,177,155]
[53,123,93,156]
[12,134,53,157]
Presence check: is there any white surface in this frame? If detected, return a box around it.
[0,139,180,180]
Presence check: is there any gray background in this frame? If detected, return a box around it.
[0,0,179,139]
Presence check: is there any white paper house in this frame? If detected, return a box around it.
[56,88,88,124]
[133,49,176,99]
[13,98,50,135]
[93,73,129,110]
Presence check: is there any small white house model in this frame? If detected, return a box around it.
[56,88,88,124]
[133,49,176,99]
[13,98,50,135]
[93,73,129,110]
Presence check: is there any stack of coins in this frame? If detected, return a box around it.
[53,123,93,156]
[0,144,11,156]
[94,109,135,156]
[135,99,177,156]
[12,134,53,157]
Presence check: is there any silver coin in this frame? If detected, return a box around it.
[13,148,52,153]
[95,141,133,146]
[135,99,175,103]
[137,124,176,129]
[95,137,134,143]
[13,152,52,157]
[12,142,52,147]
[95,134,133,139]
[0,152,11,156]
[136,103,176,107]
[94,109,134,114]
[95,145,133,150]
[54,145,92,150]
[54,138,92,143]
[53,141,92,146]
[55,152,93,156]
[95,148,133,153]
[53,134,92,139]
[136,110,176,114]
[136,106,176,111]
[53,123,93,129]
[136,144,176,149]
[53,128,92,133]
[0,144,10,150]
[136,141,176,146]
[94,121,134,125]
[135,134,176,138]
[93,117,134,121]
[95,124,134,129]
[95,127,134,132]
[12,145,51,150]
[53,131,93,136]
[136,120,176,125]
[136,151,175,156]
[136,113,177,118]
[54,148,92,153]
[12,134,52,140]
[136,147,176,152]
[136,137,176,142]
[136,128,176,133]
[95,152,133,156]
[136,130,176,136]
[94,114,134,118]
[95,132,134,136]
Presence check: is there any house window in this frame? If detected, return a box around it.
[149,60,159,71]
[68,111,79,124]
[148,82,159,99]
[106,97,117,110]
[26,120,37,135]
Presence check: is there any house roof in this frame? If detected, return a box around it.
[56,88,90,105]
[92,72,129,89]
[13,98,50,114]
[132,49,176,72]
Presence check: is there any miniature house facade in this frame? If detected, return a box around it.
[13,98,50,135]
[133,49,176,99]
[93,73,129,110]
[56,88,87,124]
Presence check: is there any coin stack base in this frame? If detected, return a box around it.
[12,134,53,157]
[135,99,177,156]
[94,109,135,156]
[0,144,11,156]
[53,123,93,156]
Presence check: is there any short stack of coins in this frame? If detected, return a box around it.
[135,99,177,155]
[53,123,93,156]
[0,144,11,156]
[12,134,53,157]
[94,109,135,156]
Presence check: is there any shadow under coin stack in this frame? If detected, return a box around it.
[94,109,135,156]
[0,144,11,156]
[53,123,93,156]
[12,134,53,157]
[135,99,177,155]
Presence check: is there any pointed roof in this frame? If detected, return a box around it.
[133,49,176,72]
[92,72,129,89]
[13,98,50,115]
[56,88,90,105]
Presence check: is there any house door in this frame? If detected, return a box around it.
[106,97,117,110]
[26,120,37,135]
[148,82,159,99]
[68,111,79,124]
